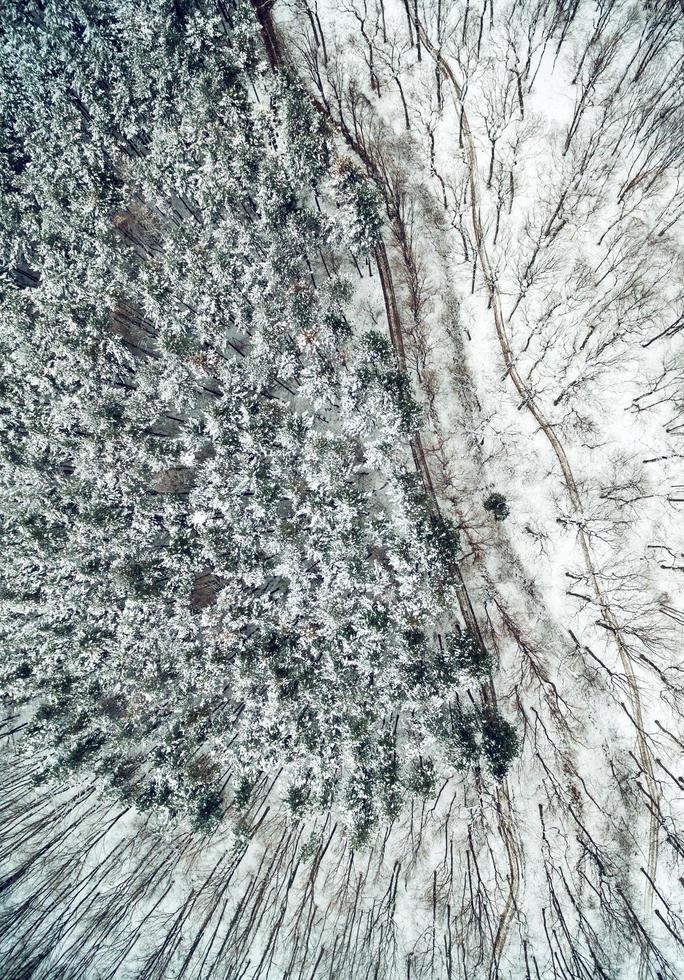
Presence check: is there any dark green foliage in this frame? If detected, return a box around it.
[424,512,460,565]
[365,603,390,630]
[135,780,178,818]
[406,757,436,798]
[429,701,519,781]
[379,782,402,821]
[430,704,481,766]
[376,729,401,819]
[427,645,460,689]
[192,787,224,829]
[450,709,481,763]
[233,777,254,811]
[333,157,383,253]
[285,780,310,818]
[380,369,422,433]
[123,560,167,599]
[361,329,394,365]
[109,758,139,799]
[34,701,61,723]
[483,492,510,522]
[346,766,375,848]
[481,711,519,780]
[446,628,493,678]
[279,75,330,182]
[354,333,422,434]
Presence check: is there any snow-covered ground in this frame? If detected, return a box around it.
[1,1,682,978]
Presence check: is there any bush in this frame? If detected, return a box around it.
[483,492,509,522]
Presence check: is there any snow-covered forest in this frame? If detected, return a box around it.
[0,0,682,977]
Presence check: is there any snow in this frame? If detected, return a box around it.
[2,0,683,977]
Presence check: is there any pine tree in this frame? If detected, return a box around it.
[483,491,510,521]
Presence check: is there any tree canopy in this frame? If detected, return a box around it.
[0,0,516,839]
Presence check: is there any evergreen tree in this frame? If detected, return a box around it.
[483,492,510,522]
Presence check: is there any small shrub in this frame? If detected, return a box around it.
[483,492,509,522]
